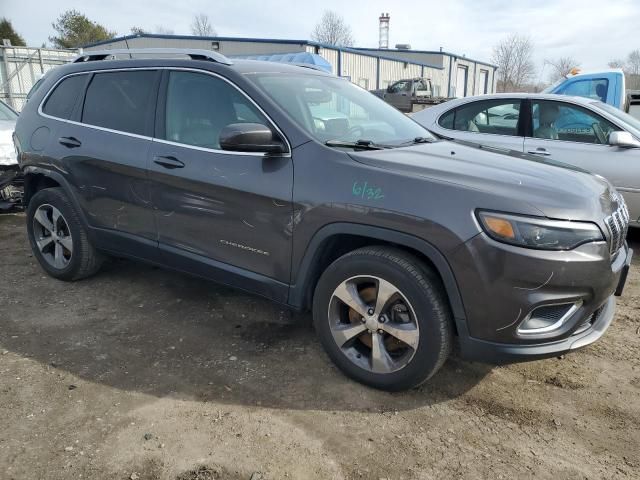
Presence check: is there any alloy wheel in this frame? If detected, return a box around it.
[32,204,73,269]
[328,276,420,374]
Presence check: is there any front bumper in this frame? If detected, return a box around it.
[457,294,616,364]
[449,231,632,364]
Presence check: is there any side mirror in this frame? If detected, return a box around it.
[219,123,286,154]
[609,131,640,148]
[386,85,393,93]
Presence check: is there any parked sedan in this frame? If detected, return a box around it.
[0,99,22,210]
[412,93,640,226]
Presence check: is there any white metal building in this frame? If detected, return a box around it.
[84,34,497,98]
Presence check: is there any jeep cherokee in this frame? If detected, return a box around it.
[13,49,632,391]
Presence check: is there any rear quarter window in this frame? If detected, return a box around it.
[438,110,454,129]
[42,74,87,119]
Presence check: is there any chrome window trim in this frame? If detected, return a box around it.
[37,66,292,158]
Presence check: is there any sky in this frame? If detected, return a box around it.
[3,0,640,81]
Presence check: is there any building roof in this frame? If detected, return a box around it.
[83,34,457,70]
[351,47,498,69]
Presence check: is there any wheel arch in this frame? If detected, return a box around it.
[23,167,91,232]
[288,223,467,326]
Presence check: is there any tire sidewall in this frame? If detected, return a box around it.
[27,188,85,280]
[313,252,451,391]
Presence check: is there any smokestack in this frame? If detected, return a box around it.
[379,13,390,49]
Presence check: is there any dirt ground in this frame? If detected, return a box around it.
[1,212,639,480]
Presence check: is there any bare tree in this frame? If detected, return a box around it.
[546,56,581,82]
[608,59,626,69]
[130,26,147,35]
[191,13,216,36]
[627,50,640,76]
[627,50,640,89]
[491,34,535,92]
[311,10,354,47]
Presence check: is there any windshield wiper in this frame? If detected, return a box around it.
[325,139,386,150]
[412,136,434,144]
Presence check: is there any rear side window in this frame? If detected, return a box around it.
[42,74,87,119]
[439,100,521,136]
[82,70,157,135]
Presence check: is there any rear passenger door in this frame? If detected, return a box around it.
[437,99,525,151]
[48,69,160,246]
[147,70,293,297]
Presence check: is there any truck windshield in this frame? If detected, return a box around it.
[247,73,435,146]
[595,101,640,137]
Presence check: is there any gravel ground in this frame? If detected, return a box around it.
[1,212,639,480]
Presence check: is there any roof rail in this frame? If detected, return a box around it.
[73,48,233,65]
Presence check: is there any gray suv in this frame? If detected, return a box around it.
[13,49,632,391]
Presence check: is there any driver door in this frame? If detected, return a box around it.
[147,69,294,289]
[524,99,640,224]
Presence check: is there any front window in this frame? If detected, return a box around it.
[163,71,273,149]
[531,100,617,144]
[247,73,433,146]
[558,78,609,103]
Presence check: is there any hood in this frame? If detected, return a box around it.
[348,139,616,222]
[0,120,17,166]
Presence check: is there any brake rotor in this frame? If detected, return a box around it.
[347,286,405,352]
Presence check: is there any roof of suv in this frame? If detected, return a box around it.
[68,49,332,77]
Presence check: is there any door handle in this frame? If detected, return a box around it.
[58,136,82,148]
[527,149,551,156]
[153,155,185,169]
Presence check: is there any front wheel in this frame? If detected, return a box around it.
[313,246,453,391]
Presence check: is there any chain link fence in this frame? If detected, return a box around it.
[0,46,77,112]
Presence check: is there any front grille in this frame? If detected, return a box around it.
[605,191,629,255]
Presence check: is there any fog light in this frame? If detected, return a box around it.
[518,301,582,334]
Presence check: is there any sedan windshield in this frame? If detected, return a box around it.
[0,101,17,121]
[247,73,435,146]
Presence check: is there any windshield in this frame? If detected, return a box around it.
[0,101,17,121]
[247,73,435,146]
[595,101,640,137]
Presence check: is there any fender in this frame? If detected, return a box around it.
[22,166,94,236]
[288,222,467,325]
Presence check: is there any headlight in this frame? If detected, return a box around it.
[477,211,603,250]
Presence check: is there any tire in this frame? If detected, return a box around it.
[312,246,453,391]
[26,187,103,281]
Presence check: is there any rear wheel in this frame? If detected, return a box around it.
[313,246,453,391]
[27,188,103,281]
